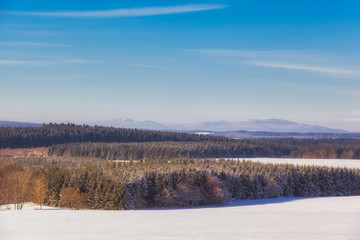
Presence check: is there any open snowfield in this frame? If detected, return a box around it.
[1,196,360,240]
[234,158,360,169]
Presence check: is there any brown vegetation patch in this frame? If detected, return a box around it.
[0,148,48,157]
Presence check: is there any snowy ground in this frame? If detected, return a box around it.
[233,158,360,169]
[1,196,360,240]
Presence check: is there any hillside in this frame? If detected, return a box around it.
[1,124,360,159]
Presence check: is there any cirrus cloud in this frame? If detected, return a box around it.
[0,59,102,65]
[1,4,226,18]
[192,49,360,77]
[247,61,360,76]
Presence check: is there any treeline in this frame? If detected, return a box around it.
[48,141,360,160]
[269,138,360,146]
[2,124,360,159]
[1,157,360,210]
[0,123,227,149]
[48,141,292,160]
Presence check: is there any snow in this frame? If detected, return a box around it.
[1,196,360,240]
[233,158,360,169]
[0,203,58,211]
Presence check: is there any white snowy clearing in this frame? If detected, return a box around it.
[233,158,360,169]
[1,196,360,240]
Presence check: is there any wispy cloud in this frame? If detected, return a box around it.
[0,42,71,47]
[20,75,88,83]
[2,4,226,18]
[342,118,360,122]
[124,64,164,69]
[351,110,360,115]
[191,49,313,59]
[247,61,360,76]
[124,63,192,72]
[0,59,101,65]
[0,60,41,65]
[62,59,100,64]
[192,49,360,77]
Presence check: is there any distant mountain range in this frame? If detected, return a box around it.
[93,118,168,131]
[0,121,42,127]
[92,118,348,134]
[174,118,348,133]
[0,118,349,134]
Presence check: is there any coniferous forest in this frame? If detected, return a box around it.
[1,157,360,210]
[0,124,360,210]
[1,123,360,159]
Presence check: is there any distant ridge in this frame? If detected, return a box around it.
[211,131,360,139]
[0,121,42,127]
[92,118,169,131]
[91,118,348,133]
[173,118,348,133]
[0,118,349,134]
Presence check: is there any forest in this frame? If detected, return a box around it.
[48,141,360,160]
[1,157,360,210]
[1,123,360,210]
[0,123,224,148]
[1,123,360,159]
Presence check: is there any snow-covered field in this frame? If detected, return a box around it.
[233,158,360,169]
[1,196,360,240]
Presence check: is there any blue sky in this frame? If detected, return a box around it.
[1,0,360,131]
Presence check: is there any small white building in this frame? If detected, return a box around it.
[195,132,212,135]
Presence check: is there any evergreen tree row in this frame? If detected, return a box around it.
[0,123,228,148]
[48,141,291,159]
[48,141,360,160]
[2,124,360,157]
[1,157,360,209]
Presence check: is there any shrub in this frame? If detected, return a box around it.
[59,187,87,209]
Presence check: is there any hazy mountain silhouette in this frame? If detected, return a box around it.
[92,118,347,133]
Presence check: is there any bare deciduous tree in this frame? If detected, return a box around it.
[31,174,47,210]
[59,187,87,209]
[0,174,11,208]
[10,170,32,210]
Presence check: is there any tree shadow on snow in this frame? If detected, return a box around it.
[227,197,310,207]
[145,197,323,211]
